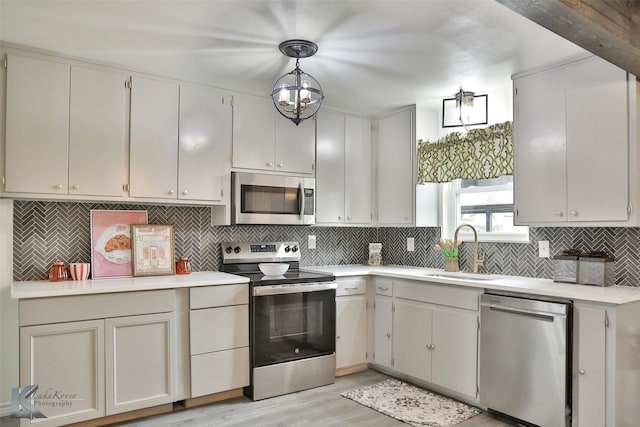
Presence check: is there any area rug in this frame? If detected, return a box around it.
[340,379,481,427]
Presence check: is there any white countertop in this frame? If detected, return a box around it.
[12,265,640,305]
[11,271,249,299]
[301,264,640,305]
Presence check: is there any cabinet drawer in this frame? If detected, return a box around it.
[190,305,249,355]
[190,284,248,309]
[336,277,367,296]
[395,280,480,311]
[191,347,250,398]
[374,278,393,296]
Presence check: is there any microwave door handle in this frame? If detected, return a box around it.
[298,182,305,221]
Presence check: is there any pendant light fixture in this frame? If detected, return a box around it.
[455,88,475,125]
[271,39,324,126]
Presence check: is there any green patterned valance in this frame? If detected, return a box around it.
[417,121,513,184]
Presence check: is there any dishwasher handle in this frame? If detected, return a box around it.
[485,304,557,322]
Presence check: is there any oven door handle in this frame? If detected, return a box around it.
[253,281,337,296]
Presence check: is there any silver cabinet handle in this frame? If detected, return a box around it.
[570,210,578,216]
[378,286,390,291]
[336,335,341,339]
[386,332,391,338]
[580,369,586,375]
[72,184,80,190]
[267,162,273,167]
[347,215,351,220]
[555,211,564,217]
[55,184,63,190]
[277,163,284,167]
[168,190,175,195]
[338,216,342,220]
[182,190,188,196]
[344,287,358,290]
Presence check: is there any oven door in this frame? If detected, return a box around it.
[252,282,336,367]
[232,172,315,225]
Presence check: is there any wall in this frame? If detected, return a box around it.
[12,201,640,287]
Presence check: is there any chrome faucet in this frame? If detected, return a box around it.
[453,223,485,273]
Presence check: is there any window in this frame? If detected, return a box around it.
[441,176,529,243]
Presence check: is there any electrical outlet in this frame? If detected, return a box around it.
[308,235,316,250]
[539,240,550,258]
[407,237,415,252]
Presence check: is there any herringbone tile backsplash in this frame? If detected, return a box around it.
[12,201,640,287]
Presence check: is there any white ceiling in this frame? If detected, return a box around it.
[0,0,588,116]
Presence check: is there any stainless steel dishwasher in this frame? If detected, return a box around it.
[480,293,571,427]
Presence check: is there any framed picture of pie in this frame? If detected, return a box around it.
[130,224,175,277]
[90,210,148,279]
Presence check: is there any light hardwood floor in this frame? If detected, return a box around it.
[0,370,518,427]
[113,370,517,427]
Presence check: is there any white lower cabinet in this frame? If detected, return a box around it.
[105,313,176,415]
[372,278,480,400]
[189,284,250,398]
[20,320,105,426]
[335,277,368,370]
[573,305,606,427]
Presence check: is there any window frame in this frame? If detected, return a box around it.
[440,178,529,243]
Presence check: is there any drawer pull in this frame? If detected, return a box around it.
[378,286,390,291]
[344,287,359,290]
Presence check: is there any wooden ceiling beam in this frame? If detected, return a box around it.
[496,0,640,77]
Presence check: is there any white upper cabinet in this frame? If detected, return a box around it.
[514,56,636,225]
[129,76,180,199]
[345,115,372,223]
[376,108,416,225]
[232,94,276,171]
[274,113,315,174]
[316,110,346,223]
[69,66,128,197]
[130,78,228,203]
[5,54,128,198]
[316,110,372,225]
[178,84,229,202]
[232,93,316,174]
[5,54,70,194]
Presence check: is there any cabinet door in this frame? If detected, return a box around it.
[377,109,414,224]
[336,296,367,369]
[431,308,478,397]
[105,312,176,415]
[232,94,275,170]
[275,113,316,174]
[20,320,104,426]
[373,296,393,368]
[393,301,430,381]
[316,110,346,223]
[5,54,70,194]
[345,115,372,224]
[69,66,128,197]
[130,77,179,199]
[565,58,629,221]
[513,67,567,224]
[574,306,606,427]
[178,84,229,201]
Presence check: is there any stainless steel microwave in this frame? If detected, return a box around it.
[232,172,315,225]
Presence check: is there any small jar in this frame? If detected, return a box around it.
[49,261,69,282]
[176,257,192,275]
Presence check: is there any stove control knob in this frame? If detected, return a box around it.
[234,246,241,254]
[284,246,291,253]
[291,245,298,253]
[225,246,233,254]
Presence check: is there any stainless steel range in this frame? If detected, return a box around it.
[221,241,337,401]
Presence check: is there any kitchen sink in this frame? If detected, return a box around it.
[423,271,500,281]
